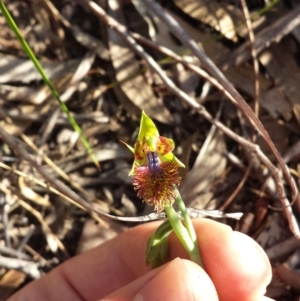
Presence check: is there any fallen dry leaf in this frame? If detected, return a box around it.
[107,0,173,124]
[174,0,238,41]
[180,129,227,207]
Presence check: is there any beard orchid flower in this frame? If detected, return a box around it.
[123,111,185,213]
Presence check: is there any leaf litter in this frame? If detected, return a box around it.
[0,1,300,300]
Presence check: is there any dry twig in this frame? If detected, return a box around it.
[220,164,252,211]
[0,245,31,260]
[222,3,300,69]
[240,0,260,118]
[0,255,42,279]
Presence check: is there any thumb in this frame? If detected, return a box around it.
[101,258,218,301]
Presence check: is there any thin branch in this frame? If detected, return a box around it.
[0,192,11,248]
[0,183,69,257]
[17,224,35,253]
[240,0,260,118]
[220,164,252,211]
[129,32,239,105]
[0,154,124,222]
[222,3,300,69]
[0,245,31,260]
[20,131,115,219]
[0,255,42,279]
[77,0,199,108]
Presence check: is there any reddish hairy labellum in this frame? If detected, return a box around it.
[133,152,181,212]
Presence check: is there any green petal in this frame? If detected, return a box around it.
[119,140,134,153]
[174,156,185,168]
[159,152,185,168]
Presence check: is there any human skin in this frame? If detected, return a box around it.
[8,219,273,301]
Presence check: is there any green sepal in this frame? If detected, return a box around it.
[138,111,159,146]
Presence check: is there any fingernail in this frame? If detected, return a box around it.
[134,258,217,301]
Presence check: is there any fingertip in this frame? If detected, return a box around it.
[104,258,218,301]
[177,259,218,301]
[224,231,272,299]
[196,221,272,301]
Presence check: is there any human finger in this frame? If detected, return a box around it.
[102,258,218,301]
[167,219,271,301]
[8,219,271,301]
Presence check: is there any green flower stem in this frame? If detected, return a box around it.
[164,205,203,267]
[0,2,99,168]
[174,188,203,267]
[175,189,196,242]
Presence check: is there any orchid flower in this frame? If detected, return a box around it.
[123,111,184,212]
[123,111,203,268]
